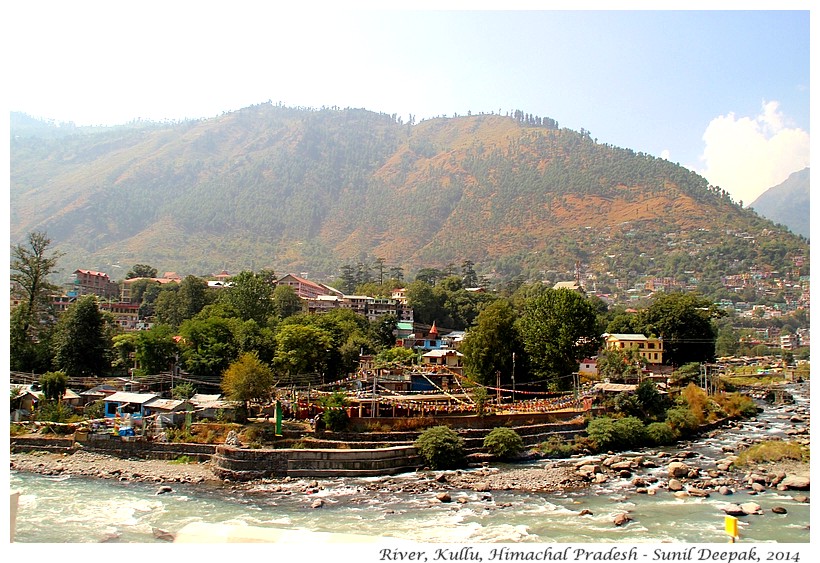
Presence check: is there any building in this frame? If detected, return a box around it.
[276,273,336,300]
[100,301,141,330]
[603,333,664,365]
[579,357,598,377]
[420,349,464,375]
[120,274,183,302]
[102,391,158,419]
[68,269,120,300]
[780,333,801,350]
[553,280,584,292]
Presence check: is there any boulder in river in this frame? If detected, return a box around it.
[739,502,763,515]
[613,513,632,526]
[778,476,810,491]
[721,504,745,516]
[668,462,690,478]
[152,528,175,541]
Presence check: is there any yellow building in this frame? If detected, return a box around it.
[603,333,663,364]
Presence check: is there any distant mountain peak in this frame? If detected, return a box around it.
[749,168,810,239]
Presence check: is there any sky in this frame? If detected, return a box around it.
[4,1,812,206]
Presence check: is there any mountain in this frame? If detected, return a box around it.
[748,168,810,240]
[10,104,809,286]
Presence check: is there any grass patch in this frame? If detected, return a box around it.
[734,440,808,466]
[169,455,195,464]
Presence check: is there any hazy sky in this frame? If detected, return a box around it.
[6,2,811,206]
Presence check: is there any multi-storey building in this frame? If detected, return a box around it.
[276,273,337,300]
[603,333,664,365]
[68,269,120,300]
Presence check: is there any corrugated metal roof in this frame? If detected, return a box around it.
[145,398,189,411]
[591,383,637,393]
[190,393,221,404]
[104,391,158,404]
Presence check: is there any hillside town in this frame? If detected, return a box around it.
[13,254,808,353]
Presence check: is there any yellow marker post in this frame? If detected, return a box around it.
[725,516,739,543]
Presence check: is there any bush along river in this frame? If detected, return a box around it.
[10,382,810,544]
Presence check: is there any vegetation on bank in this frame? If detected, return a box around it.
[734,440,809,466]
[414,426,467,470]
[538,380,762,458]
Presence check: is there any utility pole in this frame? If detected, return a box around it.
[496,371,501,405]
[512,352,516,405]
[371,372,377,417]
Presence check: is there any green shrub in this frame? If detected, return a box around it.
[538,435,574,459]
[320,392,350,432]
[414,426,466,469]
[612,416,647,449]
[645,422,676,445]
[322,407,349,432]
[35,401,73,424]
[665,405,699,436]
[586,416,616,450]
[483,427,524,459]
[166,428,194,443]
[586,416,646,451]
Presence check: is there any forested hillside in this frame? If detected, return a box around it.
[10,104,808,285]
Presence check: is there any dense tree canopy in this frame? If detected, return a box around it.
[126,264,158,279]
[178,317,240,378]
[51,295,112,377]
[461,299,522,386]
[640,292,723,366]
[516,288,599,389]
[218,271,276,325]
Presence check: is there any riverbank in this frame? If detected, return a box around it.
[10,383,810,500]
[9,433,809,499]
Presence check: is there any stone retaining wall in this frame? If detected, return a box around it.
[11,435,217,462]
[12,418,586,479]
[311,420,587,452]
[211,445,421,480]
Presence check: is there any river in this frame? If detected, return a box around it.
[9,383,811,544]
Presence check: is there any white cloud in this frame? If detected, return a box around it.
[660,149,670,161]
[694,101,809,206]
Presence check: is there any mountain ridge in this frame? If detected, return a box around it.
[10,104,808,285]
